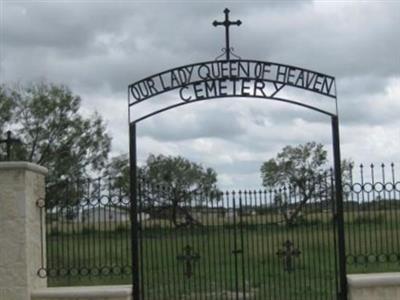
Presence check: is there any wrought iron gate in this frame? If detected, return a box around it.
[128,9,347,300]
[136,176,341,300]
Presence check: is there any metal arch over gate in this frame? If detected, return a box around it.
[129,8,347,300]
[128,59,337,122]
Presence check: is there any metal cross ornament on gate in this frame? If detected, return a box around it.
[0,131,22,161]
[213,8,242,60]
[276,240,301,272]
[177,245,200,279]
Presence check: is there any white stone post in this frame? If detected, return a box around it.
[0,162,48,300]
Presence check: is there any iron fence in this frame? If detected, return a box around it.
[344,163,400,273]
[37,164,400,297]
[37,177,132,286]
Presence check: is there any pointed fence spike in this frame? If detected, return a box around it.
[391,163,396,182]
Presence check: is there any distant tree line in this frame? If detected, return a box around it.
[0,82,367,228]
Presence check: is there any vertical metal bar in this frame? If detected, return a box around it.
[39,202,45,274]
[391,164,398,257]
[264,190,272,300]
[225,23,230,61]
[243,190,250,299]
[369,165,376,260]
[138,179,146,299]
[314,177,323,298]
[169,185,178,299]
[291,185,299,300]
[6,131,11,161]
[65,181,70,278]
[221,192,229,299]
[275,188,283,300]
[129,122,140,300]
[149,182,157,299]
[385,163,396,255]
[195,190,202,300]
[226,191,235,298]
[205,192,213,298]
[211,189,220,300]
[325,172,334,298]
[382,164,390,257]
[258,190,266,298]
[301,183,311,299]
[255,190,262,299]
[293,186,299,300]
[331,116,347,300]
[232,191,239,299]
[360,164,368,263]
[330,165,339,293]
[239,191,246,300]
[348,165,354,265]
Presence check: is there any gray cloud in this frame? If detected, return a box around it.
[138,105,246,141]
[1,0,400,189]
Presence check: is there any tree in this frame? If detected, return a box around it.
[106,154,131,192]
[106,153,219,227]
[0,85,14,133]
[260,142,351,226]
[1,83,111,205]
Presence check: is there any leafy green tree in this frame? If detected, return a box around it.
[1,83,111,206]
[260,142,351,226]
[106,153,219,227]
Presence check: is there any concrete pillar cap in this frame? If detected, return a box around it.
[0,161,48,175]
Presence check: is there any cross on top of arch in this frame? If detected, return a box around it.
[213,8,242,60]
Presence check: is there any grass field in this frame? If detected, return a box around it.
[45,209,400,300]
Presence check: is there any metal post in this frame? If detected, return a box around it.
[225,20,230,61]
[129,122,140,300]
[6,131,11,161]
[331,116,347,300]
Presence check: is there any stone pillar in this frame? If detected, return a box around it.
[348,273,400,300]
[0,162,48,300]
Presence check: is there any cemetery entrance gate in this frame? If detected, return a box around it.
[128,9,347,300]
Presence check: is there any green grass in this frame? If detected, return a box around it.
[46,210,400,300]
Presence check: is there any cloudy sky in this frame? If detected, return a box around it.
[1,0,399,189]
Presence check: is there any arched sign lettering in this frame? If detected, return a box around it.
[128,60,337,122]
